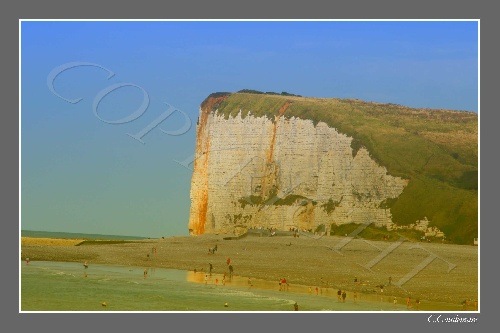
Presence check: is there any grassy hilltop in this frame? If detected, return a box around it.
[201,91,478,245]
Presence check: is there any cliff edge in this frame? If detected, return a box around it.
[188,91,478,244]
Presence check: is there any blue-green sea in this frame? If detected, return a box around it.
[21,261,411,312]
[21,230,149,240]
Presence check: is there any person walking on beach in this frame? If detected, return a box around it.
[337,289,342,302]
[209,263,213,275]
[342,290,347,303]
[294,302,299,311]
[143,268,148,279]
[228,265,233,277]
[205,274,208,285]
[227,258,231,265]
[281,278,288,291]
[315,287,319,295]
[353,292,358,303]
[83,261,88,269]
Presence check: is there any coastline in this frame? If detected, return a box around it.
[21,237,85,247]
[20,234,478,310]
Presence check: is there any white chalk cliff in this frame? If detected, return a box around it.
[188,100,408,235]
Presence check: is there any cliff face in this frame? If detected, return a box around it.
[188,98,408,235]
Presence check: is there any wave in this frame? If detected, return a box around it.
[209,288,296,304]
[53,271,75,277]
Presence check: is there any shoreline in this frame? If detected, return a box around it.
[185,270,463,311]
[22,259,463,312]
[20,234,478,310]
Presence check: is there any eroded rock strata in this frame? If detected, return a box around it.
[188,99,408,235]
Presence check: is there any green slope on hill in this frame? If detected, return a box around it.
[202,91,478,244]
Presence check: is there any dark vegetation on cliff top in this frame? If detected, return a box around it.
[237,89,302,97]
[200,91,478,244]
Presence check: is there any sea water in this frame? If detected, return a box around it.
[21,230,148,240]
[21,261,411,312]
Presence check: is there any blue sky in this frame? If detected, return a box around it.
[21,20,478,237]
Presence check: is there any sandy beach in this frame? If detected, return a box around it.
[21,237,85,247]
[20,234,478,310]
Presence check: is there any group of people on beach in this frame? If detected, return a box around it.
[461,298,478,311]
[203,271,230,286]
[208,244,218,254]
[279,278,289,291]
[197,257,235,286]
[336,289,347,302]
[403,296,420,309]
